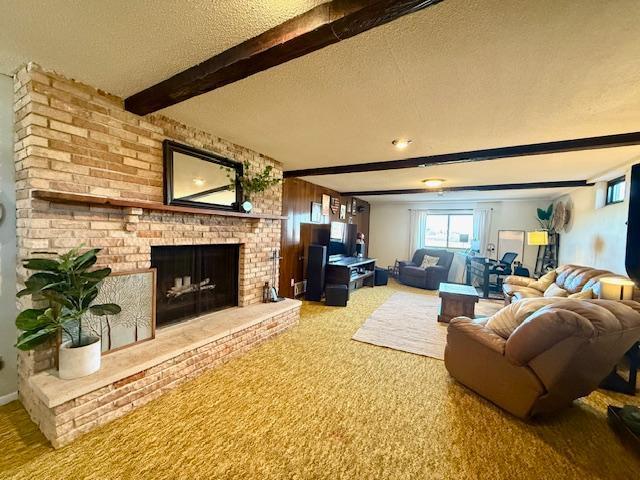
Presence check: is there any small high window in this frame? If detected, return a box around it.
[606,176,626,205]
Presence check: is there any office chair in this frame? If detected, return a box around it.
[488,252,519,290]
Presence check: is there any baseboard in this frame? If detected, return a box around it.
[0,391,18,406]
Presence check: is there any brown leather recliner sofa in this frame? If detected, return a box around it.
[502,264,632,305]
[444,297,640,419]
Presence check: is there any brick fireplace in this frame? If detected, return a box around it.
[13,63,300,447]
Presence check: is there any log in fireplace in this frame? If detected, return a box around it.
[151,245,239,327]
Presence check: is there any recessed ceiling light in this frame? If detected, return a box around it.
[423,178,445,188]
[193,177,206,187]
[392,139,412,149]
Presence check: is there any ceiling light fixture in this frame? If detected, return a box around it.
[193,177,206,187]
[423,178,445,188]
[392,139,412,149]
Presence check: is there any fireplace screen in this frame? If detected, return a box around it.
[151,244,239,327]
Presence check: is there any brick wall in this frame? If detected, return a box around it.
[13,63,285,403]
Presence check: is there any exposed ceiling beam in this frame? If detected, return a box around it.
[284,132,640,178]
[125,0,443,115]
[342,180,592,196]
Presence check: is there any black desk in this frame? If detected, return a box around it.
[465,256,492,299]
[326,256,376,291]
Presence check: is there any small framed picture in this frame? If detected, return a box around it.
[321,194,330,216]
[311,202,322,223]
[330,197,340,215]
[82,269,156,354]
[339,204,346,220]
[351,198,357,213]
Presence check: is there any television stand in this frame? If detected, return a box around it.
[326,256,376,291]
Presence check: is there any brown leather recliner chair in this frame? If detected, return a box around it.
[444,298,640,419]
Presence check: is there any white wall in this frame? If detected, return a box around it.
[0,74,17,402]
[369,198,548,281]
[557,177,630,275]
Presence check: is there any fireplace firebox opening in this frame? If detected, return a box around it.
[151,244,239,327]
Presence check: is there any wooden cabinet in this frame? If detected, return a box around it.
[326,257,376,291]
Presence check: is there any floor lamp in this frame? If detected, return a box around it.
[527,230,549,277]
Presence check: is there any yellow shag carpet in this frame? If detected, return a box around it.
[1,281,639,480]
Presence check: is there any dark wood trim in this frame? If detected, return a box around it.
[342,180,592,196]
[32,190,287,220]
[125,0,443,115]
[284,132,640,178]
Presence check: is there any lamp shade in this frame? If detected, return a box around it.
[598,277,636,300]
[527,231,549,246]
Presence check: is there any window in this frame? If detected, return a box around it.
[425,213,473,249]
[606,176,625,205]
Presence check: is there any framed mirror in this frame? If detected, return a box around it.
[163,140,243,211]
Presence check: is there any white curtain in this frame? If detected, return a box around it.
[408,210,428,258]
[473,207,493,257]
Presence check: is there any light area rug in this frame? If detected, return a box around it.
[352,291,503,360]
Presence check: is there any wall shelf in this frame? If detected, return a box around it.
[31,190,287,221]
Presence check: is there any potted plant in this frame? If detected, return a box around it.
[15,247,121,379]
[536,203,554,232]
[229,160,281,213]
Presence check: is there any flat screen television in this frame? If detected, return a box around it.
[328,222,355,258]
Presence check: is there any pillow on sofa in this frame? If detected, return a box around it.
[568,289,594,299]
[529,270,557,292]
[420,255,439,268]
[544,283,569,298]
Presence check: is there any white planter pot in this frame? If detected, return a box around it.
[58,337,101,380]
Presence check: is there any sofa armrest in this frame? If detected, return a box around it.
[448,317,506,355]
[398,261,415,270]
[503,275,537,288]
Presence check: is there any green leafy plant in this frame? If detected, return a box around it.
[228,161,281,200]
[536,203,554,231]
[15,247,121,352]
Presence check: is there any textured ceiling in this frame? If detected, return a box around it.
[2,0,640,202]
[0,0,325,96]
[305,146,640,194]
[159,0,640,199]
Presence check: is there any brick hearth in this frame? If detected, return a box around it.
[26,300,300,448]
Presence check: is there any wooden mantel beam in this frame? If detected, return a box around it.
[342,180,593,196]
[125,0,443,115]
[284,132,640,178]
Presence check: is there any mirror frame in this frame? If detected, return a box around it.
[163,140,243,211]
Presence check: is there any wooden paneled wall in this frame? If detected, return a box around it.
[279,178,370,298]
